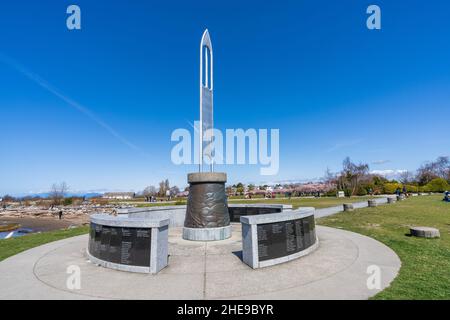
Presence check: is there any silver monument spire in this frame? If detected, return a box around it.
[199,29,214,172]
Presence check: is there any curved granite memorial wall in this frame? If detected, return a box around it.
[240,208,318,269]
[228,204,292,222]
[89,223,152,267]
[87,214,169,274]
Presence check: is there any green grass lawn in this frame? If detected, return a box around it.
[136,201,187,207]
[229,196,376,209]
[317,195,450,299]
[0,226,89,262]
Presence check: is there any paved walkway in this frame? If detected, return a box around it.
[315,197,389,218]
[0,224,400,300]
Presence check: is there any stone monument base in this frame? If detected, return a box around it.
[183,225,232,241]
[183,172,231,241]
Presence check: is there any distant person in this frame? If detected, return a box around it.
[443,191,449,202]
[402,186,408,198]
[58,210,63,220]
[395,188,401,196]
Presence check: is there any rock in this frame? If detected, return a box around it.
[368,200,377,207]
[387,197,396,204]
[410,227,440,238]
[343,203,354,212]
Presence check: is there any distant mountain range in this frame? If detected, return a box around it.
[9,192,103,199]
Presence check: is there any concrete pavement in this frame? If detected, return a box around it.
[0,224,400,300]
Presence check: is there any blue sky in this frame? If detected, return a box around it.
[1,0,450,195]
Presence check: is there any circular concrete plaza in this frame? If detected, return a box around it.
[0,225,400,300]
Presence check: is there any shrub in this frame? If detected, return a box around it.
[91,198,109,205]
[357,187,368,196]
[63,198,73,206]
[324,190,338,197]
[343,188,352,197]
[425,178,450,192]
[405,185,419,193]
[383,183,402,194]
[372,186,383,195]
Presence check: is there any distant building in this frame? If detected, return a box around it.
[102,192,135,200]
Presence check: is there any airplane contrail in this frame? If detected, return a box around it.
[0,53,145,154]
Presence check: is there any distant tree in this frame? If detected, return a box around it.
[158,181,165,197]
[416,163,439,185]
[170,186,180,196]
[158,179,171,197]
[399,170,414,184]
[1,195,15,202]
[225,186,233,195]
[435,156,450,180]
[425,178,450,192]
[165,179,170,192]
[416,156,450,185]
[341,157,369,196]
[50,182,68,206]
[248,184,255,191]
[323,167,336,184]
[143,185,157,197]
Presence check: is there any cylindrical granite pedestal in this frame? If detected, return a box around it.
[387,197,396,204]
[368,199,378,207]
[183,172,231,241]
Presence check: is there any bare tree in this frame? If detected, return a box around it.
[170,186,180,197]
[50,182,68,206]
[164,179,170,193]
[143,185,157,196]
[399,170,414,184]
[435,156,450,180]
[323,167,336,184]
[158,179,170,197]
[158,181,165,197]
[341,157,369,195]
[415,156,450,185]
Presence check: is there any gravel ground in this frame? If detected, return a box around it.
[0,216,89,232]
